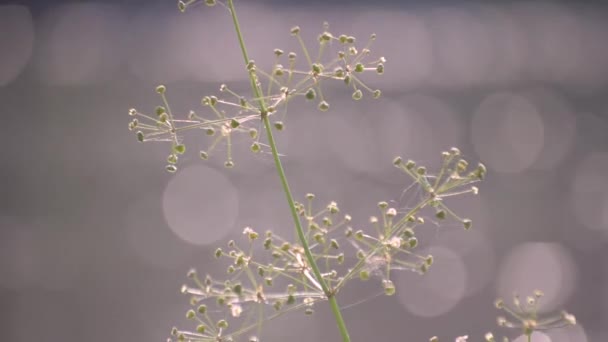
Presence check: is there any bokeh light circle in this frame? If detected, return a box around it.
[497,242,576,313]
[396,246,467,317]
[125,194,195,269]
[162,164,239,246]
[513,332,551,342]
[472,92,544,173]
[36,3,125,85]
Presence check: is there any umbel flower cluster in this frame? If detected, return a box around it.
[128,1,385,171]
[127,1,578,341]
[430,289,576,342]
[170,149,486,342]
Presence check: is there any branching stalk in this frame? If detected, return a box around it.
[226,1,351,341]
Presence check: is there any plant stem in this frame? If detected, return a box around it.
[226,1,351,341]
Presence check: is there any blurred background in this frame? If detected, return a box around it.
[1,0,608,341]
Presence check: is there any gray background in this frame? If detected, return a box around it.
[1,1,608,341]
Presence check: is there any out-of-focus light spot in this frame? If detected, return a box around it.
[547,324,588,342]
[570,152,608,237]
[426,7,494,87]
[434,194,495,297]
[0,5,34,86]
[510,3,583,86]
[351,10,434,88]
[162,164,239,245]
[519,89,576,170]
[476,5,528,84]
[513,332,551,342]
[36,3,125,85]
[472,92,544,173]
[396,247,467,317]
[323,99,386,174]
[125,194,195,269]
[380,94,463,172]
[324,94,461,175]
[497,242,576,313]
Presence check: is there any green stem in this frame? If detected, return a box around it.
[225,1,351,342]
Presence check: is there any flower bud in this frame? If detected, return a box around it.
[318,101,330,111]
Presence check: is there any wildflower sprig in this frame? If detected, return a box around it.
[430,290,577,342]
[490,290,577,342]
[339,149,485,293]
[171,150,485,341]
[173,198,353,342]
[129,2,385,172]
[127,1,578,341]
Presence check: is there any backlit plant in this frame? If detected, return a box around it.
[127,1,577,341]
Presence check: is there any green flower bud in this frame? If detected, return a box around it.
[206,127,215,136]
[136,131,144,142]
[352,89,363,100]
[156,85,166,94]
[372,89,382,99]
[217,319,228,329]
[405,160,416,170]
[290,26,300,35]
[383,279,396,296]
[354,63,364,73]
[205,0,216,6]
[263,237,272,250]
[166,165,177,173]
[320,31,332,41]
[330,239,339,249]
[249,128,258,139]
[318,101,330,111]
[215,248,223,258]
[230,119,240,129]
[462,219,472,230]
[360,269,370,280]
[274,121,284,131]
[233,284,242,295]
[274,48,284,56]
[196,324,206,334]
[408,237,418,248]
[186,309,196,319]
[173,144,186,155]
[305,88,316,100]
[312,63,323,74]
[403,228,415,238]
[376,63,384,74]
[199,151,208,160]
[224,160,234,168]
[251,142,261,153]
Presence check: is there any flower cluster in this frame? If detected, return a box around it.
[170,149,484,341]
[128,15,385,172]
[487,290,576,341]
